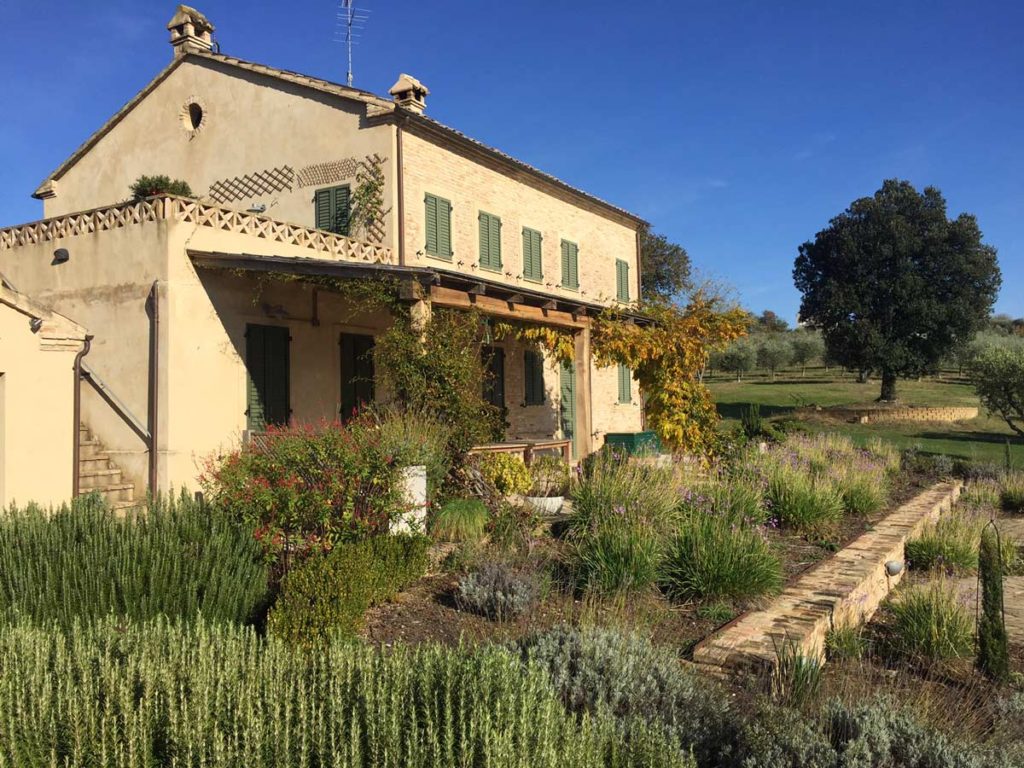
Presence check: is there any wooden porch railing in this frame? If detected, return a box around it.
[469,438,572,465]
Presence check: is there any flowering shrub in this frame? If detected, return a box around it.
[201,419,404,555]
[478,453,532,496]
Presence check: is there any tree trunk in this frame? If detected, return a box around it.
[879,370,898,402]
[857,369,869,384]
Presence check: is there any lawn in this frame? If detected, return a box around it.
[709,368,1024,467]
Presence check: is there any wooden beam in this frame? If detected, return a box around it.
[506,293,525,305]
[541,299,557,310]
[468,283,487,295]
[430,285,587,329]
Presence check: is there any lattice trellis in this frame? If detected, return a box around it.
[208,166,295,204]
[296,158,358,188]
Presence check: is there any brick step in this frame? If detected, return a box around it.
[79,455,112,472]
[78,467,123,489]
[691,482,963,675]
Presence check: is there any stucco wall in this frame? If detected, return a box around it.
[43,58,397,248]
[164,261,394,488]
[0,305,82,507]
[400,130,640,306]
[590,361,643,447]
[0,223,171,491]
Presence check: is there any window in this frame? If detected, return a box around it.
[483,346,505,408]
[424,193,453,260]
[524,349,545,405]
[245,324,290,431]
[560,239,579,289]
[522,227,543,282]
[617,363,632,404]
[616,259,630,302]
[314,185,351,235]
[478,211,502,271]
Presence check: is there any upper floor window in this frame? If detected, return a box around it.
[560,239,579,290]
[425,193,453,260]
[522,227,543,282]
[478,211,502,271]
[314,185,350,235]
[616,258,630,302]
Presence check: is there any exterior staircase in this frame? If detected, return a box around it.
[78,424,138,512]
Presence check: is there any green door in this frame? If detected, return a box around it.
[245,324,290,431]
[559,359,577,457]
[340,333,375,420]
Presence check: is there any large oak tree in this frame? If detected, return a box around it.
[794,179,1001,401]
[640,227,691,301]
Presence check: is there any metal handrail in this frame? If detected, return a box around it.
[79,362,151,445]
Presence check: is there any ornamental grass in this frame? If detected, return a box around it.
[887,578,974,664]
[0,617,695,768]
[0,493,268,627]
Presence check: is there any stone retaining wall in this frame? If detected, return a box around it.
[692,482,962,675]
[841,406,978,423]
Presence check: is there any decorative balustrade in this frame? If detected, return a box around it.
[0,196,394,264]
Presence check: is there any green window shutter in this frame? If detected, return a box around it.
[523,227,542,281]
[617,363,632,404]
[246,324,290,431]
[438,197,453,258]
[561,240,579,289]
[616,259,630,301]
[424,194,439,255]
[479,212,502,270]
[524,349,545,405]
[315,186,351,235]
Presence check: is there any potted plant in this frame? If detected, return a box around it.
[523,455,570,515]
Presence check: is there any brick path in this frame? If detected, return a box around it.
[692,482,962,675]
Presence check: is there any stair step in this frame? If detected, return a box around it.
[79,455,112,471]
[78,468,123,489]
[84,483,135,504]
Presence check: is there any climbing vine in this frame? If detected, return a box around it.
[592,294,748,456]
[227,268,403,321]
[350,154,391,244]
[491,321,576,364]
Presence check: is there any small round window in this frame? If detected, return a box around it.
[179,98,207,137]
[187,102,203,130]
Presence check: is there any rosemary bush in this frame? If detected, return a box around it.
[0,617,695,768]
[0,493,268,627]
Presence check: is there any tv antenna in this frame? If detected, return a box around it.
[336,0,369,87]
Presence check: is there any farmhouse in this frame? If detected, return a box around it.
[0,5,646,506]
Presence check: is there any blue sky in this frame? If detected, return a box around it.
[1,1,1020,321]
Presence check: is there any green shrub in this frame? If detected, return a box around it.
[571,513,662,594]
[267,534,427,645]
[202,419,404,551]
[479,453,532,495]
[431,498,489,542]
[695,475,765,524]
[567,454,680,594]
[456,561,539,620]
[960,478,1002,511]
[825,625,866,661]
[888,578,973,663]
[528,454,571,497]
[369,405,453,495]
[0,618,695,768]
[907,509,1017,574]
[764,463,844,532]
[742,403,764,438]
[1000,471,1024,513]
[736,703,835,768]
[834,467,889,516]
[906,513,983,573]
[977,527,1011,682]
[518,626,736,766]
[659,514,782,602]
[696,602,736,623]
[129,174,193,199]
[0,493,268,627]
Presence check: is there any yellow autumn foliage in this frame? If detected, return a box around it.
[592,294,748,456]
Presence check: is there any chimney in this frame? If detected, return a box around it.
[167,5,215,57]
[388,73,429,115]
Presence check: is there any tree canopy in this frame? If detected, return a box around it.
[640,228,692,301]
[755,310,789,333]
[793,179,1001,401]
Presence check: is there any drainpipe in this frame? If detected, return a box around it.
[396,118,407,266]
[71,334,94,499]
[148,281,160,497]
